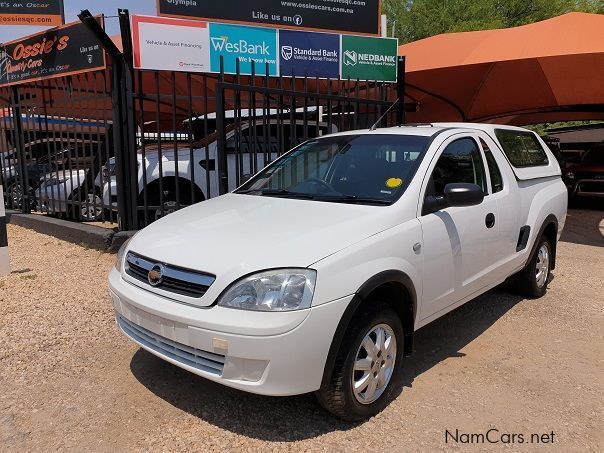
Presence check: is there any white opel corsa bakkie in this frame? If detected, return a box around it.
[109,123,567,420]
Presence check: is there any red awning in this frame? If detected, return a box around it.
[398,12,604,125]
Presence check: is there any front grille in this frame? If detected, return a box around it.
[117,315,225,375]
[126,252,215,298]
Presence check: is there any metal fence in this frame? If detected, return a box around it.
[0,70,115,223]
[1,10,405,231]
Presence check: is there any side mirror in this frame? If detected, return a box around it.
[241,173,252,184]
[443,183,484,207]
[423,182,484,215]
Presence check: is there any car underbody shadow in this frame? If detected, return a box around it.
[129,285,526,442]
[398,288,525,390]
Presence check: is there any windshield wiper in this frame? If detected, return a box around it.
[237,188,316,199]
[313,194,392,205]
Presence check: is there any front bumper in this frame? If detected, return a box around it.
[109,268,352,396]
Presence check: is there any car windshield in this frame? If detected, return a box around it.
[235,134,430,205]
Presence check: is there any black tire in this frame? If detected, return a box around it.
[68,188,105,222]
[514,236,553,298]
[316,302,404,421]
[6,180,36,210]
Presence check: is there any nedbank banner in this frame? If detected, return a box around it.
[341,35,398,82]
[0,18,106,87]
[131,15,397,81]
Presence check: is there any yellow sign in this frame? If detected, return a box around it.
[386,177,403,188]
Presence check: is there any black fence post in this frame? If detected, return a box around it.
[397,56,406,125]
[79,8,138,230]
[216,57,229,195]
[9,87,30,213]
[118,9,139,229]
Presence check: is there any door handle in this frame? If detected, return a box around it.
[485,213,496,229]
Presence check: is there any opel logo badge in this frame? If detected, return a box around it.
[148,264,165,287]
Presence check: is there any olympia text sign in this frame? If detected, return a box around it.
[157,0,381,36]
[132,16,398,82]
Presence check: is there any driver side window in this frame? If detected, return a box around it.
[427,137,486,198]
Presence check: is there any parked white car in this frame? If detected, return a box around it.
[37,121,335,222]
[109,123,567,420]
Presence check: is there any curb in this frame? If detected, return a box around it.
[5,210,138,253]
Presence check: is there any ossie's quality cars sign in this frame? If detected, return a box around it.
[0,19,106,87]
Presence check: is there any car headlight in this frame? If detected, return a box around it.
[115,238,132,272]
[217,269,317,311]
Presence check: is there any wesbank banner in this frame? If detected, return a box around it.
[132,15,210,72]
[279,30,339,78]
[341,35,398,82]
[209,23,278,75]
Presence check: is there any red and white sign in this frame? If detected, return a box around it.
[132,15,210,72]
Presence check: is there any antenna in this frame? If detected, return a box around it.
[369,99,399,131]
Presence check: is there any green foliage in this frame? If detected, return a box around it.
[384,0,603,43]
[526,121,604,136]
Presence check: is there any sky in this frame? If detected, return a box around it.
[0,0,156,43]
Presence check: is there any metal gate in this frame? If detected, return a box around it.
[0,70,115,223]
[1,9,407,232]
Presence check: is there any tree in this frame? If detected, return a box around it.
[384,0,603,43]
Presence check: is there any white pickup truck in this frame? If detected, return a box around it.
[109,123,567,420]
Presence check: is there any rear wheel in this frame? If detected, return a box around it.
[6,180,35,210]
[69,189,105,222]
[316,303,404,421]
[514,236,552,298]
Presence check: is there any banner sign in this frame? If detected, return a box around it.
[0,0,64,27]
[0,18,106,87]
[279,29,339,78]
[132,15,210,72]
[157,0,380,35]
[132,16,398,81]
[209,23,278,76]
[341,35,398,82]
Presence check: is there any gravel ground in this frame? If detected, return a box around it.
[0,210,602,452]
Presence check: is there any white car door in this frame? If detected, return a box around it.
[418,134,501,321]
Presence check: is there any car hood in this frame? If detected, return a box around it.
[128,193,398,279]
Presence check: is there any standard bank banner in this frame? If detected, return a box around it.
[279,30,339,79]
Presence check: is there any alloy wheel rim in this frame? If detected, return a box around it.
[535,243,550,288]
[352,323,397,405]
[81,194,103,221]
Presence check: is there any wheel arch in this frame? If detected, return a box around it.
[530,214,559,270]
[320,270,417,388]
[139,176,206,204]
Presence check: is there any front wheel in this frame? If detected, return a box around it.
[514,236,552,298]
[316,303,404,421]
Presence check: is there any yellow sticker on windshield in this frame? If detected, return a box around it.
[386,177,403,188]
